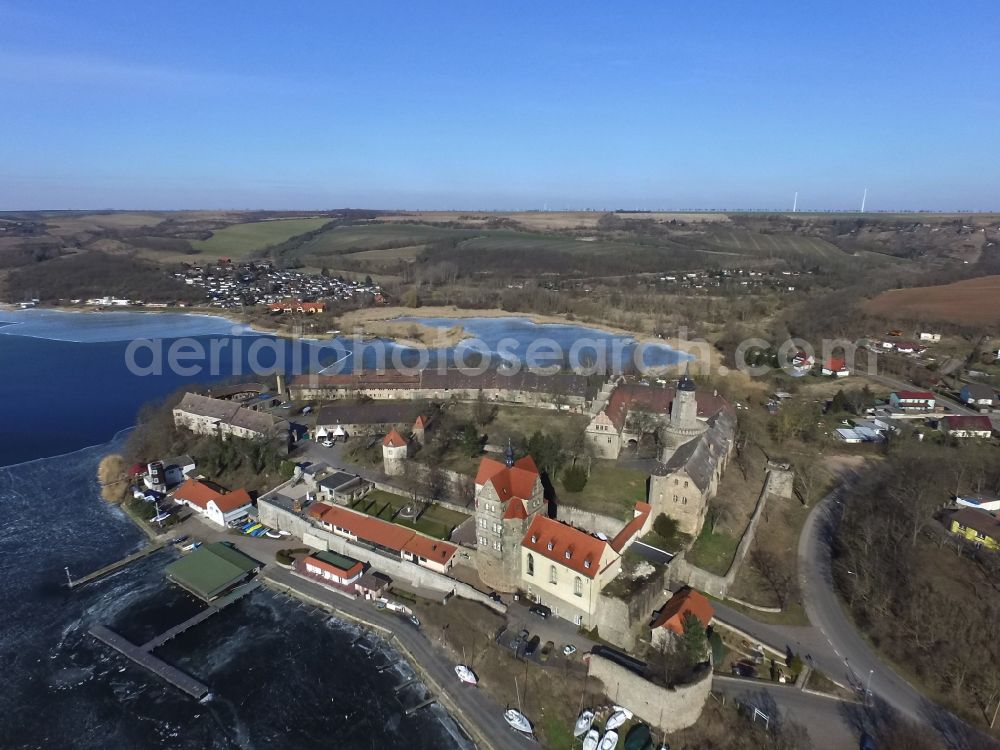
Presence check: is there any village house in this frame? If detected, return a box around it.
[821,357,851,377]
[172,478,254,527]
[960,383,997,412]
[948,507,1000,550]
[889,390,936,413]
[650,587,715,649]
[939,415,995,439]
[955,494,1000,512]
[303,550,365,585]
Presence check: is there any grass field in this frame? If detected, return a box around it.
[190,217,330,257]
[865,274,1000,324]
[352,489,468,540]
[686,526,740,575]
[555,459,649,519]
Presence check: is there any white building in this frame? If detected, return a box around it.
[172,478,253,527]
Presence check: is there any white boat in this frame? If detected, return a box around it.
[574,709,595,737]
[599,730,619,750]
[278,529,291,536]
[504,709,532,734]
[605,709,631,730]
[265,531,281,539]
[454,665,478,685]
[582,728,600,750]
[613,706,633,719]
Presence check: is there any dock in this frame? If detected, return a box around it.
[67,540,169,589]
[88,579,261,700]
[90,625,210,700]
[405,697,437,715]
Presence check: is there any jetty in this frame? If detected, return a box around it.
[88,579,260,700]
[405,696,437,715]
[66,540,169,589]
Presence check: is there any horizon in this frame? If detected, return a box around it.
[2,1,998,212]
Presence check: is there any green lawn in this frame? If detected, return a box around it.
[190,218,330,257]
[686,526,740,575]
[352,489,468,541]
[555,459,648,520]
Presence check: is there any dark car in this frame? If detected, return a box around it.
[510,628,529,651]
[524,635,541,657]
[529,604,552,619]
[731,661,758,678]
[488,591,503,603]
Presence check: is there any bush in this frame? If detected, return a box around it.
[562,465,588,493]
[653,513,679,541]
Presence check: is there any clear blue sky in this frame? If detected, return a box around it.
[2,1,997,211]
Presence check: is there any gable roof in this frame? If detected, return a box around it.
[943,415,994,433]
[175,392,240,422]
[823,357,848,371]
[521,515,611,579]
[963,382,997,400]
[602,382,730,433]
[173,478,252,513]
[651,587,715,635]
[894,390,935,401]
[383,429,407,448]
[475,455,540,505]
[951,507,1000,542]
[610,502,652,552]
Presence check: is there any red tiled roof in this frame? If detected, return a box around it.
[602,382,729,433]
[651,588,715,635]
[413,415,427,429]
[173,478,251,513]
[503,498,527,520]
[895,390,934,401]
[521,515,610,579]
[824,358,848,371]
[943,415,994,432]
[383,429,407,448]
[304,554,363,579]
[308,502,454,564]
[475,456,540,505]
[610,502,652,552]
[401,535,457,565]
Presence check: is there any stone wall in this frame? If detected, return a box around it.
[593,564,672,650]
[554,505,629,536]
[258,499,504,614]
[587,653,711,734]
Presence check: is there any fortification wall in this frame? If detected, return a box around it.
[554,505,628,536]
[593,565,672,650]
[587,654,711,734]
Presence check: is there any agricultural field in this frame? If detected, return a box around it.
[190,217,330,257]
[865,274,1000,324]
[696,227,849,263]
[293,223,473,256]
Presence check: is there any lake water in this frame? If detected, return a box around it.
[0,307,674,749]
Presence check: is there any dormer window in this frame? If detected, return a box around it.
[584,560,592,569]
[564,550,571,559]
[531,534,538,543]
[547,541,554,551]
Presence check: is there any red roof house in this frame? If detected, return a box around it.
[651,587,715,636]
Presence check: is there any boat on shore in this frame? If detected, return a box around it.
[582,729,600,750]
[574,709,595,737]
[599,729,619,750]
[504,709,532,734]
[454,665,478,685]
[624,723,653,750]
[606,706,633,730]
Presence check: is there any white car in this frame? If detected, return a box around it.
[563,644,577,656]
[321,439,334,448]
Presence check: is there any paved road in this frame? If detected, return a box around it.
[865,372,977,416]
[711,675,856,750]
[265,566,537,750]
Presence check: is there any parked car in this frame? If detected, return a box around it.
[321,438,334,448]
[540,641,554,662]
[488,591,503,603]
[407,615,421,628]
[524,635,541,657]
[529,604,552,619]
[562,644,577,656]
[731,662,757,678]
[510,628,529,651]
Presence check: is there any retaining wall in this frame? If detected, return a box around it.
[587,654,711,734]
[592,565,672,650]
[554,505,628,537]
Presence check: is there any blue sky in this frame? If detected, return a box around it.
[1,1,997,211]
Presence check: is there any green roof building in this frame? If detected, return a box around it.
[165,542,261,601]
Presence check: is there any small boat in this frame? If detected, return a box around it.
[265,531,281,539]
[180,542,200,552]
[574,709,595,737]
[582,729,600,750]
[605,709,631,731]
[504,709,532,734]
[599,730,619,750]
[624,723,653,750]
[454,665,478,685]
[278,529,291,536]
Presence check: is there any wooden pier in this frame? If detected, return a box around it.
[90,625,210,700]
[405,697,437,715]
[67,540,169,589]
[88,579,261,700]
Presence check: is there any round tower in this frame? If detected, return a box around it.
[382,430,408,476]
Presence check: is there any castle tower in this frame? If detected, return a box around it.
[659,362,707,463]
[382,429,408,476]
[473,452,544,591]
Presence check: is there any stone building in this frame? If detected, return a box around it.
[473,448,545,591]
[647,369,735,537]
[382,429,408,476]
[172,392,290,450]
[313,402,430,441]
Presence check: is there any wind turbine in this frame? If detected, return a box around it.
[861,187,868,213]
[792,192,798,212]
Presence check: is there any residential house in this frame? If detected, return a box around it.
[520,515,621,628]
[303,551,365,585]
[889,391,936,412]
[172,478,253,527]
[960,383,997,412]
[821,357,851,377]
[650,587,715,649]
[940,415,994,439]
[955,494,1000,512]
[948,508,1000,550]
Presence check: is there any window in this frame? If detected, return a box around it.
[478,535,487,546]
[478,518,487,528]
[549,565,557,584]
[527,554,534,576]
[673,495,679,503]
[493,540,502,551]
[574,577,583,597]
[684,481,689,488]
[682,497,688,505]
[674,479,679,486]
